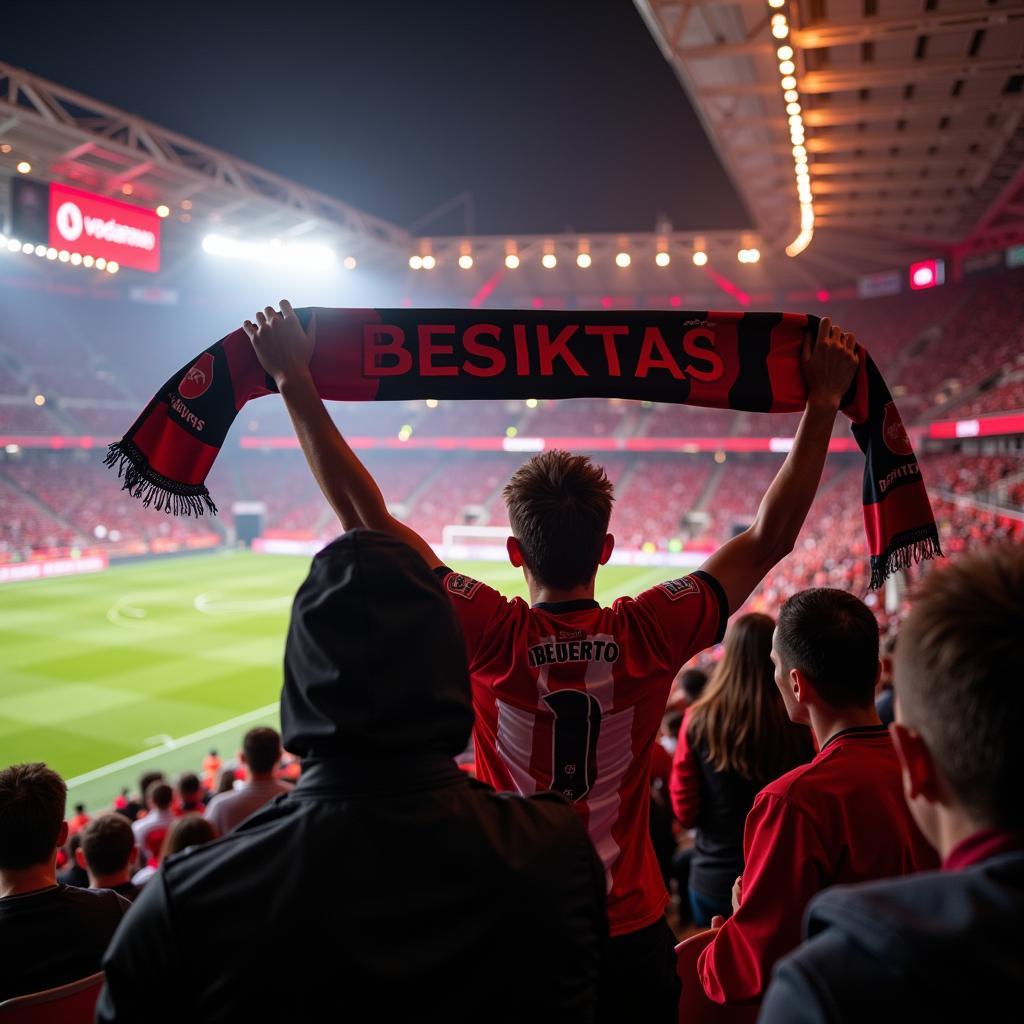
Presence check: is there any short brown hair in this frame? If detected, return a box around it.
[0,763,67,869]
[895,546,1024,830]
[243,727,282,774]
[80,813,135,876]
[502,450,614,589]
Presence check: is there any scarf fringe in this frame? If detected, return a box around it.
[869,528,943,590]
[104,440,217,517]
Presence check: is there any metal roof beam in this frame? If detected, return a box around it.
[792,5,1024,49]
[803,97,1024,128]
[801,58,1024,94]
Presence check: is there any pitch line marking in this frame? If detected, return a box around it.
[64,702,280,789]
[106,596,148,625]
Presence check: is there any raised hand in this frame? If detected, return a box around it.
[242,299,317,389]
[802,316,860,409]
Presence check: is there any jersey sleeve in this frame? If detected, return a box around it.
[697,790,829,1006]
[433,566,510,667]
[669,707,702,828]
[620,569,728,669]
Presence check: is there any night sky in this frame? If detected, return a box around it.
[4,1,748,235]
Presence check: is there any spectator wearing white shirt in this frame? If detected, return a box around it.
[204,728,291,835]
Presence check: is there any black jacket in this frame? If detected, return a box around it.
[98,532,607,1022]
[758,849,1024,1023]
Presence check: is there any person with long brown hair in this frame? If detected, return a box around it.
[670,613,813,925]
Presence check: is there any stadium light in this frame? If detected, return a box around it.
[342,255,357,270]
[58,250,70,262]
[398,424,413,441]
[779,60,796,76]
[615,251,631,268]
[525,398,538,409]
[655,250,671,267]
[784,89,799,103]
[781,75,797,91]
[16,161,31,174]
[505,252,520,269]
[70,252,82,265]
[107,261,119,274]
[458,254,474,270]
[577,251,592,269]
[95,257,107,270]
[541,252,557,269]
[771,14,789,39]
[83,255,95,267]
[777,45,793,60]
[6,238,20,253]
[421,254,436,270]
[693,250,708,267]
[155,204,170,218]
[425,398,438,409]
[33,394,46,406]
[409,255,423,270]
[786,102,801,115]
[46,248,57,260]
[34,244,46,257]
[768,0,785,7]
[202,233,335,270]
[21,242,33,254]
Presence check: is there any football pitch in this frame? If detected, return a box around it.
[0,551,679,811]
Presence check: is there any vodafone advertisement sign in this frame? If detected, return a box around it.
[49,183,161,273]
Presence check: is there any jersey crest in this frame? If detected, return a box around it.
[446,573,483,600]
[657,576,698,601]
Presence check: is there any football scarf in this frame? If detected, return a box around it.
[105,307,941,587]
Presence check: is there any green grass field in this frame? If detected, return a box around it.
[0,551,683,811]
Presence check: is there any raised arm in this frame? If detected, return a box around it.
[699,316,859,615]
[242,300,441,569]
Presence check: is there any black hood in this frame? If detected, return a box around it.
[281,530,474,761]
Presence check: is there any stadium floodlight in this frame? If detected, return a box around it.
[421,254,436,270]
[155,205,170,218]
[541,252,557,269]
[577,252,592,268]
[34,244,46,257]
[58,250,70,262]
[692,250,708,267]
[505,426,518,438]
[21,242,34,254]
[6,238,20,253]
[95,257,107,270]
[615,251,631,268]
[33,394,45,406]
[505,252,520,269]
[525,398,538,409]
[655,251,671,267]
[70,252,82,265]
[458,254,474,270]
[202,233,336,271]
[4,444,19,455]
[781,75,797,91]
[779,60,796,76]
[107,261,120,274]
[771,14,789,39]
[786,102,801,116]
[16,161,31,174]
[768,0,785,7]
[342,255,357,270]
[784,89,799,103]
[425,398,438,409]
[777,45,794,61]
[409,254,423,270]
[46,248,58,260]
[83,255,95,267]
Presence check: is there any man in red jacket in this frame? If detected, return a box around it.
[696,588,938,1012]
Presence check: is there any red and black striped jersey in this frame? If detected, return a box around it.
[437,566,727,936]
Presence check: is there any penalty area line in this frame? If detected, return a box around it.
[65,702,280,790]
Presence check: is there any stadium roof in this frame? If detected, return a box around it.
[3,3,1023,304]
[0,61,411,271]
[634,0,1024,286]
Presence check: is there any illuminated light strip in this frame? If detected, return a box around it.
[0,234,119,273]
[767,4,815,258]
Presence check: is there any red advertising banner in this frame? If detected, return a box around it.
[49,183,161,273]
[928,413,1024,439]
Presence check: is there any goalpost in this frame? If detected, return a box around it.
[439,523,711,570]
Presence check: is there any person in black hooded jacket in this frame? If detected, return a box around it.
[759,546,1024,1024]
[97,530,608,1022]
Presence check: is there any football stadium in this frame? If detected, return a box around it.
[1,2,1022,1018]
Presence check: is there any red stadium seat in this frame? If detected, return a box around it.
[675,931,757,1024]
[0,971,104,1023]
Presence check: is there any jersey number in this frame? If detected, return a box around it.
[543,690,602,803]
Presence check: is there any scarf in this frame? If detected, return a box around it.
[104,307,941,587]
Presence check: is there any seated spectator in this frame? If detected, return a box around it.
[133,815,218,889]
[670,613,814,926]
[131,780,174,861]
[119,771,163,823]
[99,530,607,1021]
[695,589,938,1011]
[679,667,709,707]
[0,763,130,1001]
[761,547,1024,1022]
[203,727,292,835]
[79,814,140,902]
[68,803,90,836]
[57,831,89,888]
[875,633,897,726]
[201,749,221,794]
[176,772,204,815]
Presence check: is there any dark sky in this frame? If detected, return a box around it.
[4,1,748,235]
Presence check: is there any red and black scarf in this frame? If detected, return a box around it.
[105,307,941,587]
